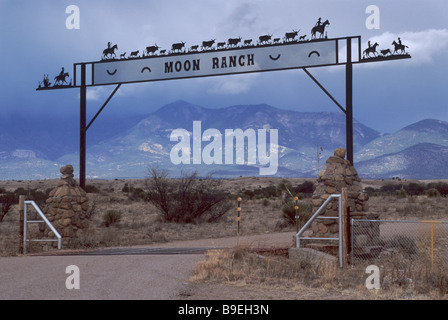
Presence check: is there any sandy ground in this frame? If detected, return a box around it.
[0,232,295,300]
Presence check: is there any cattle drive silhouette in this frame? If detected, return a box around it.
[100,18,335,61]
[81,19,409,64]
[363,37,410,59]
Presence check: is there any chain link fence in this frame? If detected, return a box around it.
[351,219,448,269]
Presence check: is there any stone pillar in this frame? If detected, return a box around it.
[308,148,377,253]
[42,165,89,248]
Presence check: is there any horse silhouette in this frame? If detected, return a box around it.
[363,42,379,58]
[311,20,330,39]
[392,41,408,54]
[103,44,118,59]
[54,72,69,86]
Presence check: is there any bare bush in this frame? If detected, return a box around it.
[0,193,15,223]
[145,167,231,223]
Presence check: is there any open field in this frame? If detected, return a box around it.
[1,177,448,299]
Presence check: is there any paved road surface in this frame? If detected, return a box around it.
[0,232,294,300]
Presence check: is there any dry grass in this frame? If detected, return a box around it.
[189,245,448,299]
[0,177,298,255]
[1,177,448,299]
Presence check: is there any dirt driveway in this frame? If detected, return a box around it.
[0,232,295,300]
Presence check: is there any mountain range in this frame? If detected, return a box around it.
[1,100,447,180]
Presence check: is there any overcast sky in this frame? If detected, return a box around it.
[1,0,447,133]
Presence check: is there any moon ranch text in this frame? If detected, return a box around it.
[164,53,255,73]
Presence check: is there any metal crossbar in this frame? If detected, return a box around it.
[295,194,342,267]
[23,201,61,254]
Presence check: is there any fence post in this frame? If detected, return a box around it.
[19,195,25,254]
[237,197,241,246]
[294,196,299,233]
[341,188,349,267]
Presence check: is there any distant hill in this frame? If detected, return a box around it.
[356,119,448,162]
[1,101,447,180]
[356,143,448,179]
[55,100,382,178]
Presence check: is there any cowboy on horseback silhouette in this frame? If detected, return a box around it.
[363,41,379,58]
[392,37,408,55]
[58,67,65,79]
[54,67,69,85]
[311,18,330,39]
[103,42,118,59]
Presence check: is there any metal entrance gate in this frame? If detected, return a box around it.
[36,21,411,189]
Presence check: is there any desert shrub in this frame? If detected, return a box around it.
[254,185,277,198]
[364,186,380,197]
[282,200,313,226]
[85,184,101,193]
[276,179,293,195]
[395,189,408,198]
[126,187,146,202]
[13,187,49,207]
[424,188,441,198]
[145,167,231,223]
[427,182,448,197]
[242,189,255,200]
[405,183,425,196]
[261,198,270,207]
[0,193,15,223]
[293,181,315,195]
[102,210,121,227]
[380,183,403,195]
[122,183,133,193]
[385,235,417,257]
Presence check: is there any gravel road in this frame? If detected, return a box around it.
[0,232,295,300]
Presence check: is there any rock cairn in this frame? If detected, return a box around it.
[42,165,89,247]
[308,148,373,241]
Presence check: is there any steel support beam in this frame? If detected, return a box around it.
[346,38,354,165]
[303,68,346,114]
[86,84,121,131]
[80,64,87,190]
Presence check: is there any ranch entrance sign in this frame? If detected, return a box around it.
[91,40,338,85]
[37,19,411,189]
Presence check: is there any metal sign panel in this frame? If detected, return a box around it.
[92,40,337,86]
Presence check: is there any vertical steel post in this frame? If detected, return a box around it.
[80,64,87,190]
[23,203,27,254]
[346,38,354,165]
[431,222,434,267]
[19,195,25,254]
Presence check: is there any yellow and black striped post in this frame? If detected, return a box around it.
[237,197,241,245]
[294,196,299,233]
[421,220,442,267]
